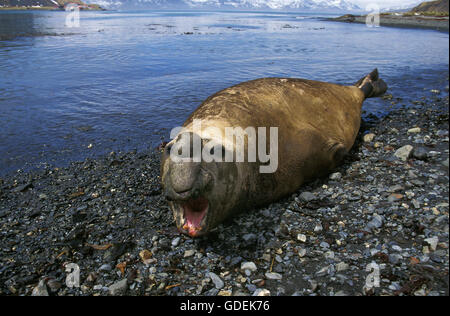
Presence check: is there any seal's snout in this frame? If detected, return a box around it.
[162,140,214,237]
[168,161,201,200]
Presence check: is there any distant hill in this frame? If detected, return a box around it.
[410,0,449,14]
[0,0,57,6]
[0,0,103,9]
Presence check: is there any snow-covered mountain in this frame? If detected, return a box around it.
[187,0,361,10]
[377,1,422,12]
[88,0,362,11]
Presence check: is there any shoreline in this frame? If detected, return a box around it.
[0,80,448,296]
[328,14,449,32]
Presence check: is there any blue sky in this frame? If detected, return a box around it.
[352,0,421,9]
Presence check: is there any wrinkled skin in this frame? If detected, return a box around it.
[161,133,243,237]
[161,70,387,237]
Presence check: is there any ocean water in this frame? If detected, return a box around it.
[0,10,449,175]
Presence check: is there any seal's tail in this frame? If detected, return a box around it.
[354,68,388,99]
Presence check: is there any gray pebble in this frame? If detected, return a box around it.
[31,280,49,296]
[413,147,429,160]
[394,145,414,161]
[208,272,224,289]
[253,288,270,296]
[299,191,316,202]
[241,261,257,272]
[265,272,282,280]
[171,237,181,247]
[108,279,128,295]
[329,172,342,181]
[99,264,112,272]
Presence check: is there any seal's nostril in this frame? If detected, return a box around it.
[165,194,174,201]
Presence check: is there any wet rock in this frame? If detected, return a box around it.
[86,272,97,284]
[314,223,323,232]
[31,280,49,296]
[99,264,112,272]
[407,127,421,134]
[12,182,33,193]
[329,172,342,181]
[77,125,93,132]
[315,266,329,277]
[394,145,414,161]
[430,254,443,263]
[104,242,133,262]
[246,284,257,292]
[299,191,316,202]
[297,234,307,242]
[309,280,318,292]
[208,272,224,290]
[218,290,232,296]
[242,233,257,242]
[241,262,257,273]
[0,209,8,219]
[336,262,349,272]
[298,248,307,258]
[265,272,282,280]
[442,158,449,168]
[363,133,375,143]
[108,279,128,295]
[428,151,441,158]
[391,245,402,252]
[324,251,334,259]
[388,193,403,203]
[139,249,153,264]
[388,184,404,193]
[253,289,270,296]
[413,147,429,160]
[389,254,403,265]
[230,256,243,266]
[366,214,383,231]
[171,237,181,247]
[424,236,439,251]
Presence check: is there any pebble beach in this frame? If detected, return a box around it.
[0,80,448,296]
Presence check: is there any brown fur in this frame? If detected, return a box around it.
[161,72,385,236]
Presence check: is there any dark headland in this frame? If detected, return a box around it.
[330,0,449,32]
[0,0,104,10]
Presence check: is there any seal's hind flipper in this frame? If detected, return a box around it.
[355,68,388,99]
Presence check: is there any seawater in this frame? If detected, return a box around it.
[0,10,448,174]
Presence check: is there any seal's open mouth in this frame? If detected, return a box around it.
[180,197,209,237]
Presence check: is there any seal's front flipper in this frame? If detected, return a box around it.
[355,68,388,99]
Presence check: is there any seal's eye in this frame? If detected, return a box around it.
[165,143,173,155]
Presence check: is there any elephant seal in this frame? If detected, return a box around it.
[161,69,387,237]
